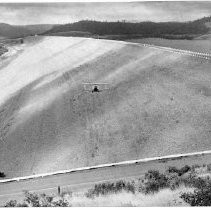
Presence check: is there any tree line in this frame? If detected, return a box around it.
[43,17,210,38]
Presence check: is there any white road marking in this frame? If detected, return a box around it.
[1,149,211,184]
[136,42,211,60]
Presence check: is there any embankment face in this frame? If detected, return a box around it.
[0,36,211,178]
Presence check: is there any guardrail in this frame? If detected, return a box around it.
[1,150,211,184]
[138,43,211,60]
[96,38,211,59]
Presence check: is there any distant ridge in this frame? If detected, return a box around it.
[42,16,211,40]
[1,16,210,40]
[0,23,55,39]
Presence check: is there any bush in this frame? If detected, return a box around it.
[166,173,182,190]
[180,173,209,189]
[181,183,211,206]
[139,166,196,193]
[24,191,40,207]
[207,164,211,172]
[86,180,135,198]
[4,200,18,207]
[140,170,168,194]
[4,199,28,207]
[4,191,70,207]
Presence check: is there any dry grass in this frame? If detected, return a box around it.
[61,186,191,207]
[2,187,192,207]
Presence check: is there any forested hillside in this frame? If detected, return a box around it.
[43,16,211,39]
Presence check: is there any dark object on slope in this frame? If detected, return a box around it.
[92,85,100,93]
[83,83,109,92]
[0,171,6,178]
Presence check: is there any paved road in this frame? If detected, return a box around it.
[1,151,211,205]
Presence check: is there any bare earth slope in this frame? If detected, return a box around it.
[0,36,211,178]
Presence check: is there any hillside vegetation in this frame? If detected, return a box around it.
[43,16,211,39]
[1,16,210,40]
[0,23,54,39]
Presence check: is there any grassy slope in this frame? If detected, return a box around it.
[0,36,211,178]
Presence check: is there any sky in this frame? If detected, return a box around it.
[0,1,211,25]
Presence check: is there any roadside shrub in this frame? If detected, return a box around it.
[4,199,28,207]
[143,179,160,194]
[4,200,19,207]
[51,198,69,207]
[140,170,168,194]
[4,191,71,207]
[181,183,211,206]
[125,181,136,194]
[24,191,40,207]
[139,166,197,193]
[192,177,211,189]
[166,172,182,190]
[181,173,208,189]
[207,164,211,171]
[85,180,135,198]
